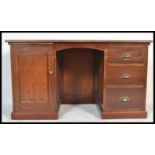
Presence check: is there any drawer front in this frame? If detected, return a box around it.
[106,65,146,85]
[105,88,145,111]
[107,46,147,63]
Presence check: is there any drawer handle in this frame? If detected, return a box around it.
[120,96,130,102]
[121,74,131,79]
[121,53,132,61]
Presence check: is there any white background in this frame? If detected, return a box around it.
[0,0,155,31]
[0,0,155,155]
[1,32,154,153]
[2,32,154,122]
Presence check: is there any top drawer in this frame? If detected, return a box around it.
[107,46,148,63]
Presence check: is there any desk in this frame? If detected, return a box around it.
[6,40,152,119]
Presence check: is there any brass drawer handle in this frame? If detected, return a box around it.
[120,96,130,102]
[121,53,132,61]
[121,74,131,79]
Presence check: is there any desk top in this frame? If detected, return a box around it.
[6,40,152,43]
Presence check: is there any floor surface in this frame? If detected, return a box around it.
[2,103,153,123]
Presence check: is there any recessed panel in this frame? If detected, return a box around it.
[63,49,94,103]
[19,53,48,102]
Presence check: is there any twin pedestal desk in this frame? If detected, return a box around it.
[6,40,152,120]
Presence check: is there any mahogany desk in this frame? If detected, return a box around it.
[6,40,152,120]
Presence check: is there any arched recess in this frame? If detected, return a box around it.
[56,48,104,108]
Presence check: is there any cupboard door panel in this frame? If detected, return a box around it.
[12,45,56,113]
[19,53,48,102]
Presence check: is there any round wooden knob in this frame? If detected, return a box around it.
[48,70,53,75]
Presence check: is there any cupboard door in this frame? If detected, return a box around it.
[11,44,57,118]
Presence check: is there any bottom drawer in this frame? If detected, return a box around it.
[105,88,146,111]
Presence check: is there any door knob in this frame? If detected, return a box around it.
[48,70,53,75]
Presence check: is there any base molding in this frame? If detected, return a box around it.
[102,111,147,119]
[11,112,58,120]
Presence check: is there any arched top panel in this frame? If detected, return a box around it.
[55,43,105,52]
[56,48,104,53]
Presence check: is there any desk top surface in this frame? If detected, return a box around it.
[6,40,152,43]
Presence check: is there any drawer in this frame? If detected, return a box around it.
[107,46,147,63]
[106,65,146,85]
[105,88,145,111]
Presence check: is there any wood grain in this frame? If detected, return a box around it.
[7,41,150,120]
[57,48,104,104]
